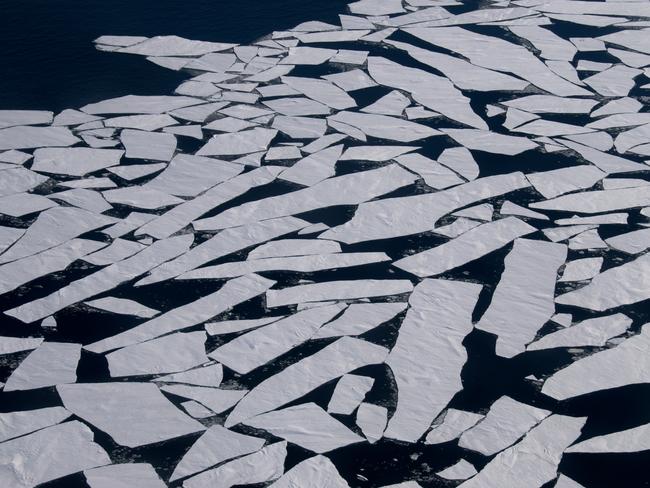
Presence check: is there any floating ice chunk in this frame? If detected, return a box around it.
[387,39,529,92]
[543,225,595,243]
[82,271,268,349]
[197,127,277,156]
[145,154,242,197]
[0,126,80,150]
[608,47,650,69]
[164,124,203,139]
[531,186,650,214]
[249,238,341,259]
[571,37,605,52]
[567,422,650,454]
[117,35,235,56]
[0,336,42,356]
[282,76,356,110]
[349,0,404,15]
[220,104,273,119]
[509,25,577,61]
[356,403,387,443]
[437,460,477,481]
[137,166,282,239]
[323,172,530,243]
[94,35,148,47]
[6,235,191,323]
[295,30,371,43]
[83,238,145,266]
[195,164,416,230]
[437,147,479,180]
[559,257,603,282]
[577,60,611,72]
[0,421,110,488]
[161,385,246,414]
[527,313,631,351]
[477,239,567,358]
[614,123,650,154]
[503,108,539,130]
[147,55,190,70]
[104,114,177,131]
[178,252,390,279]
[140,218,306,285]
[515,119,594,137]
[459,396,550,455]
[504,95,597,114]
[554,475,585,488]
[457,415,586,488]
[264,97,331,116]
[453,203,493,221]
[265,145,302,161]
[210,304,344,374]
[272,115,327,139]
[405,27,590,97]
[602,178,650,191]
[562,131,613,152]
[226,337,388,427]
[269,455,349,488]
[327,374,374,415]
[154,363,223,387]
[385,279,482,442]
[433,217,482,238]
[592,97,643,119]
[0,239,105,295]
[107,331,207,377]
[244,403,363,453]
[266,279,412,307]
[58,382,204,447]
[557,139,647,174]
[0,406,70,443]
[344,145,418,162]
[599,29,650,56]
[4,342,81,391]
[52,109,102,126]
[282,145,343,185]
[606,227,650,254]
[442,129,537,155]
[318,70,375,93]
[542,324,650,400]
[170,101,228,122]
[328,111,438,142]
[82,95,203,115]
[183,441,286,488]
[367,57,486,129]
[425,408,484,445]
[583,65,642,97]
[556,213,627,226]
[0,110,53,129]
[0,225,24,254]
[280,46,336,65]
[103,186,183,209]
[395,152,464,189]
[0,149,32,165]
[170,426,265,482]
[185,53,237,73]
[102,211,156,238]
[394,217,535,277]
[85,297,158,318]
[108,162,166,181]
[314,302,407,339]
[527,166,605,199]
[246,64,295,83]
[330,49,369,65]
[205,316,284,336]
[120,129,176,161]
[361,91,410,116]
[182,401,214,418]
[84,463,165,488]
[0,192,57,217]
[205,116,258,132]
[47,188,112,214]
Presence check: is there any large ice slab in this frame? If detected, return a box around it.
[555,253,650,311]
[81,95,203,115]
[384,279,482,442]
[106,331,208,377]
[244,402,364,453]
[170,426,265,482]
[6,235,192,323]
[477,239,567,358]
[542,324,650,400]
[0,421,110,488]
[457,415,586,488]
[31,148,123,176]
[527,314,631,351]
[459,396,550,455]
[86,274,274,353]
[356,402,388,443]
[394,217,536,277]
[0,336,43,356]
[0,126,80,150]
[57,382,204,447]
[210,304,344,374]
[269,455,349,488]
[566,422,650,454]
[3,342,81,391]
[197,128,277,156]
[183,441,286,488]
[84,463,165,488]
[327,374,374,415]
[226,337,388,427]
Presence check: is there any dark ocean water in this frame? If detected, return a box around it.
[0,0,349,112]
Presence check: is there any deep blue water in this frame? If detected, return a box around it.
[0,0,349,112]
